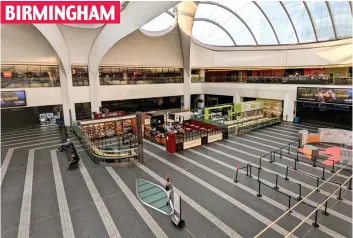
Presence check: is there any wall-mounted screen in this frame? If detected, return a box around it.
[1,91,27,108]
[297,87,352,105]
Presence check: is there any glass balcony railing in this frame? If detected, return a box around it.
[192,76,352,85]
[100,77,183,85]
[1,78,60,88]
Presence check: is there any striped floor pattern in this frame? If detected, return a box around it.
[1,122,351,238]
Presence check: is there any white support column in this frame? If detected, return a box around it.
[198,94,205,109]
[59,65,75,126]
[283,92,295,122]
[177,2,198,111]
[233,89,241,103]
[88,68,101,115]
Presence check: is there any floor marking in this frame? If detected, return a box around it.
[201,144,352,224]
[143,143,295,238]
[136,163,242,238]
[261,128,297,139]
[51,150,75,238]
[1,126,58,136]
[275,125,316,133]
[78,159,121,238]
[1,131,59,141]
[17,149,35,238]
[3,136,62,147]
[106,167,168,238]
[250,131,350,180]
[1,148,14,186]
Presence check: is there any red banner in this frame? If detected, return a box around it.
[1,1,120,24]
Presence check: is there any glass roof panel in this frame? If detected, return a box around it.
[256,2,297,44]
[141,12,175,32]
[329,1,352,39]
[195,4,256,45]
[192,21,234,46]
[283,1,315,43]
[218,1,278,45]
[306,1,335,41]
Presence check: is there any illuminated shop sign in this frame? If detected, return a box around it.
[297,87,352,105]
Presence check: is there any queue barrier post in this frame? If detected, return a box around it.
[337,187,343,201]
[234,169,239,183]
[249,165,252,178]
[313,156,317,167]
[316,178,320,192]
[312,210,320,228]
[296,151,299,162]
[331,161,335,173]
[294,159,297,171]
[297,184,302,201]
[259,157,262,170]
[321,167,326,180]
[257,180,262,197]
[287,196,292,213]
[288,144,291,154]
[269,152,273,163]
[280,148,282,158]
[274,174,279,190]
[348,178,352,190]
[284,166,289,180]
[322,197,329,216]
[257,168,261,182]
[246,164,249,176]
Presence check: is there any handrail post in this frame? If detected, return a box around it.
[234,169,239,183]
[274,174,279,190]
[321,167,326,180]
[322,197,329,216]
[257,180,262,197]
[337,187,343,200]
[297,184,302,201]
[284,166,289,180]
[312,210,320,228]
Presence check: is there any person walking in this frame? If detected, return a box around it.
[165,176,173,205]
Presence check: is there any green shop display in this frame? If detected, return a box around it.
[204,104,233,121]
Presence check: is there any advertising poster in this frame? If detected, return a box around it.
[297,87,353,105]
[1,91,27,108]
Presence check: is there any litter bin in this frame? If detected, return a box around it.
[294,117,300,124]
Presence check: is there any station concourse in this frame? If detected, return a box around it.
[1,1,352,238]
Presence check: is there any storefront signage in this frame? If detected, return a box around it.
[1,90,26,108]
[3,72,12,78]
[183,138,201,149]
[1,1,120,24]
[208,133,223,143]
[297,87,352,105]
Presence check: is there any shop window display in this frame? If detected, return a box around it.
[72,66,89,86]
[1,64,60,88]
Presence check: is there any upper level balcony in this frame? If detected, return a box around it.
[191,75,352,85]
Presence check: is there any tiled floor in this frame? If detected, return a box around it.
[1,122,352,238]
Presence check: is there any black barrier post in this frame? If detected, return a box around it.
[294,159,297,171]
[321,167,326,180]
[257,180,262,197]
[296,151,299,162]
[331,161,335,173]
[288,144,291,154]
[322,197,329,216]
[313,156,317,167]
[259,157,262,170]
[249,165,252,178]
[257,169,261,182]
[246,164,249,176]
[337,187,343,200]
[234,169,239,183]
[312,210,320,228]
[287,196,292,213]
[348,178,352,190]
[297,184,302,201]
[280,148,282,158]
[316,178,320,192]
[269,152,273,163]
[274,174,279,190]
[284,166,289,180]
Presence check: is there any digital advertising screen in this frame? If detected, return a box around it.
[297,87,352,105]
[1,91,27,108]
